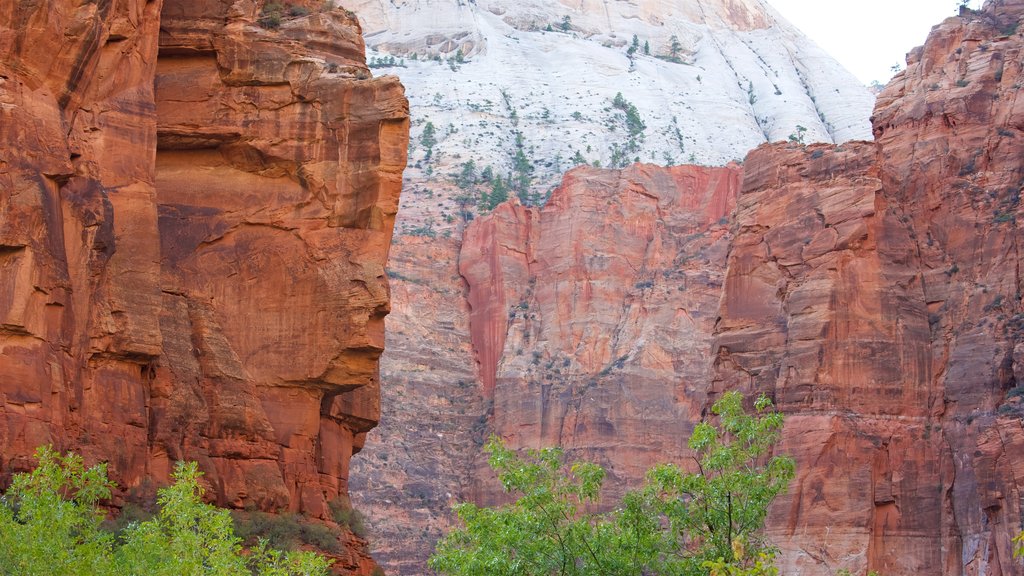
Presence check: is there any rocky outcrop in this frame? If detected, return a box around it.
[460,164,739,456]
[353,163,742,572]
[715,2,1024,574]
[348,235,489,573]
[0,0,407,572]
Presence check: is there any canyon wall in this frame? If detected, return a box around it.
[354,1,1024,574]
[717,3,1024,574]
[0,1,407,572]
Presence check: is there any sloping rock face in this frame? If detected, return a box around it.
[0,1,407,572]
[343,0,871,186]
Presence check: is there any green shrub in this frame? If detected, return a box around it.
[429,392,794,575]
[0,447,331,576]
[259,2,284,28]
[329,499,369,538]
[233,511,303,550]
[300,522,342,553]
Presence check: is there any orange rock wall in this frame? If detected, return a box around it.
[715,3,1024,574]
[0,1,407,572]
[460,164,741,496]
[446,3,1024,576]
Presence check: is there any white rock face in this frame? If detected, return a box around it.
[341,0,872,219]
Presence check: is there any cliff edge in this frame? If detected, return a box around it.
[0,1,408,572]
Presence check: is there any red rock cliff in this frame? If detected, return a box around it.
[0,0,407,571]
[380,3,1022,576]
[714,2,1024,574]
[460,164,741,498]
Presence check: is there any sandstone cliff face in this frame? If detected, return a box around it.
[715,2,1024,574]
[352,163,743,572]
[713,140,941,575]
[348,235,489,573]
[353,2,1024,575]
[0,1,407,572]
[460,164,739,464]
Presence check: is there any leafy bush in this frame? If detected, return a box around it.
[429,392,794,575]
[0,446,331,576]
[259,2,284,28]
[233,511,303,550]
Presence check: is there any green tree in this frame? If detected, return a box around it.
[643,391,795,570]
[608,93,647,168]
[0,447,115,575]
[787,125,807,145]
[481,175,508,211]
[669,35,683,62]
[455,159,477,189]
[429,392,794,576]
[421,121,438,161]
[560,15,572,31]
[510,131,534,202]
[0,447,331,576]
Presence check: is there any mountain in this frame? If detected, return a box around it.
[350,1,1024,574]
[345,0,874,573]
[349,0,872,205]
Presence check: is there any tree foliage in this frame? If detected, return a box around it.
[429,392,795,575]
[643,391,795,570]
[0,447,330,576]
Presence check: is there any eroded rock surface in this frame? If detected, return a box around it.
[0,1,407,572]
[356,2,1024,575]
[717,2,1024,574]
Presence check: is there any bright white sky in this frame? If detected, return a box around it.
[766,0,984,85]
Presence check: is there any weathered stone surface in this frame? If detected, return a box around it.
[459,163,741,504]
[0,1,407,572]
[355,2,1024,575]
[349,234,488,574]
[714,2,1024,573]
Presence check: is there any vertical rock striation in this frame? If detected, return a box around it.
[459,163,741,502]
[0,1,407,572]
[714,2,1024,574]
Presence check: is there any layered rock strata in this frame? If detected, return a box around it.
[0,1,407,572]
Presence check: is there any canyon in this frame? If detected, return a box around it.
[352,1,1024,575]
[2,0,1023,575]
[0,0,407,573]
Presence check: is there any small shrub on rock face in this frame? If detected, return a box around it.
[259,2,284,28]
[329,498,369,538]
[233,510,303,550]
